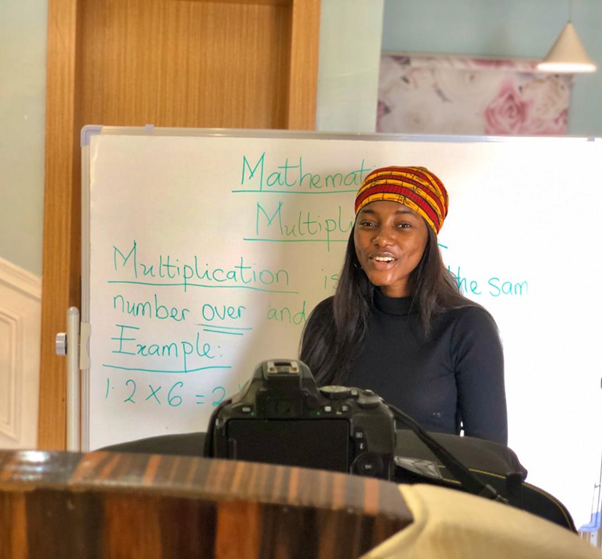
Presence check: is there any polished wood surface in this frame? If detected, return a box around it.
[39,0,321,450]
[0,450,412,558]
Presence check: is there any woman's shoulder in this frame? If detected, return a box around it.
[443,302,499,332]
[446,301,492,318]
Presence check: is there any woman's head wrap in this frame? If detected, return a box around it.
[355,166,449,234]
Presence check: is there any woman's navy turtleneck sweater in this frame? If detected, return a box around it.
[308,290,508,445]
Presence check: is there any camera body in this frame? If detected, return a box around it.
[210,359,396,479]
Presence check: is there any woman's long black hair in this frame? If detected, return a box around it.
[300,225,475,385]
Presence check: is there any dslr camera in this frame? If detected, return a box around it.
[207,359,396,480]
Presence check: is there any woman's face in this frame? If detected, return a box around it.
[354,200,429,298]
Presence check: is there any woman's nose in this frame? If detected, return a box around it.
[372,228,394,246]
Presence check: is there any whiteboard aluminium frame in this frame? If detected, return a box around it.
[79,125,598,451]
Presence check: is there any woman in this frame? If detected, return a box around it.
[300,166,508,444]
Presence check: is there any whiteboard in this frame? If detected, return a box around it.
[82,127,602,527]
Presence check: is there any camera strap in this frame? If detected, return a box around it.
[386,402,508,503]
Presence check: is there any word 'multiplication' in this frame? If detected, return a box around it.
[111,241,292,293]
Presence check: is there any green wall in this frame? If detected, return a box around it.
[0,0,47,276]
[317,0,385,132]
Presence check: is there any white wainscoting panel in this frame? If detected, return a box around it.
[0,257,41,449]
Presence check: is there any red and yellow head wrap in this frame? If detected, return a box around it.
[355,166,449,234]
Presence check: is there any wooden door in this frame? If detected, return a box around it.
[39,0,320,449]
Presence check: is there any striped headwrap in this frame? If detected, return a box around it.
[355,166,449,234]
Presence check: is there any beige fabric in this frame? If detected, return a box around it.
[362,484,602,559]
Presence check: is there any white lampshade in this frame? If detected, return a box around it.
[537,22,596,73]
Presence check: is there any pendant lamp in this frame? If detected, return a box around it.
[537,2,596,73]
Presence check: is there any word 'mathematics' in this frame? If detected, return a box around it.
[239,153,373,192]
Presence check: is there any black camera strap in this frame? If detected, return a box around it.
[386,402,508,503]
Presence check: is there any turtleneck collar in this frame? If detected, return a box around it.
[373,288,417,316]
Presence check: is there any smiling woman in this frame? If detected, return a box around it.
[354,201,429,298]
[300,166,508,445]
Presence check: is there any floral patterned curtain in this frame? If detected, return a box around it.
[378,55,573,136]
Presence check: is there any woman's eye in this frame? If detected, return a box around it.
[359,220,376,227]
[396,222,411,229]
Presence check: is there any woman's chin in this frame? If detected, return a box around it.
[367,274,396,290]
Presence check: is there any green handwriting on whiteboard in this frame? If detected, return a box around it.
[103,363,231,375]
[108,324,232,373]
[245,201,353,250]
[104,378,240,407]
[112,241,296,293]
[113,293,190,322]
[234,153,372,193]
[448,266,529,297]
[267,300,307,324]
